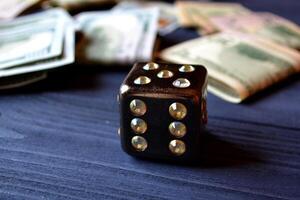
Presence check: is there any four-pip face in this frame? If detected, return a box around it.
[119,62,208,162]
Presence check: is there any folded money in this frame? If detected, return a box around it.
[75,8,159,65]
[210,12,300,49]
[176,1,251,35]
[113,1,179,36]
[160,32,300,103]
[0,9,75,88]
[0,0,41,20]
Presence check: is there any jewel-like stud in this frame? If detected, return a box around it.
[157,70,173,78]
[169,102,187,120]
[134,76,151,85]
[169,140,186,156]
[169,122,186,138]
[179,65,195,72]
[131,136,148,151]
[173,78,190,88]
[120,84,129,94]
[130,99,147,116]
[143,62,159,70]
[130,118,147,134]
[118,128,121,136]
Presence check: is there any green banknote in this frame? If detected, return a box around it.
[0,23,75,78]
[112,8,159,62]
[113,0,178,36]
[176,1,251,34]
[0,8,75,70]
[211,12,300,49]
[160,32,300,103]
[76,11,144,64]
[0,9,75,78]
[75,8,158,64]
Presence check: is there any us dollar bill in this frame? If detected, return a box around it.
[0,9,75,78]
[176,1,251,34]
[113,8,159,62]
[0,8,72,32]
[210,12,300,49]
[160,32,300,103]
[113,1,179,35]
[0,8,75,70]
[76,8,158,64]
[0,22,75,78]
[0,20,65,70]
[76,11,144,64]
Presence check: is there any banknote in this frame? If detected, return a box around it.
[0,0,41,19]
[0,9,75,78]
[0,72,47,90]
[114,8,159,62]
[76,8,158,64]
[0,22,75,77]
[113,1,179,35]
[0,20,65,69]
[160,32,300,103]
[176,1,251,34]
[0,8,75,71]
[210,12,300,49]
[0,8,73,32]
[76,11,143,64]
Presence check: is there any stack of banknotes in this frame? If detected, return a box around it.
[0,9,75,89]
[161,1,300,103]
[1,0,300,104]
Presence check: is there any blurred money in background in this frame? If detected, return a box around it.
[0,9,74,88]
[161,32,300,103]
[2,0,300,104]
[210,12,300,49]
[176,1,251,34]
[113,0,179,36]
[0,0,42,20]
[75,8,158,65]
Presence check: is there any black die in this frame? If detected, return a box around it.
[118,62,208,162]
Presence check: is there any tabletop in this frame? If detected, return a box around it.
[1,0,300,199]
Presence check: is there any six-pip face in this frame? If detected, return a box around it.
[119,62,208,162]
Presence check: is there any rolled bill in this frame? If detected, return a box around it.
[160,32,300,103]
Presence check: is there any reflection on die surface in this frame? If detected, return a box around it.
[118,62,208,162]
